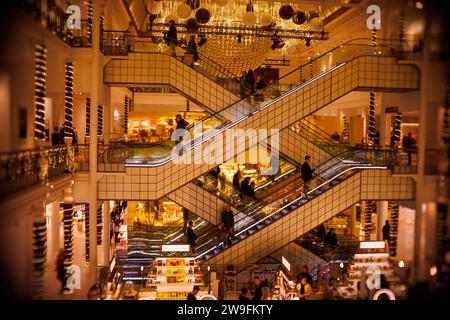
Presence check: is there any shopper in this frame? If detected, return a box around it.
[186,35,200,66]
[255,75,266,102]
[59,126,66,145]
[221,205,234,235]
[261,286,272,300]
[174,114,188,153]
[240,177,251,196]
[402,132,416,166]
[317,224,326,241]
[301,155,315,193]
[252,276,263,301]
[52,126,60,145]
[186,220,198,253]
[166,20,178,56]
[56,249,65,294]
[296,265,313,286]
[183,208,189,233]
[382,220,390,242]
[247,181,257,199]
[245,70,256,103]
[239,287,252,301]
[331,131,340,141]
[325,228,338,249]
[296,276,312,300]
[233,170,242,191]
[187,285,200,300]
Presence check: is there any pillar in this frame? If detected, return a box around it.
[413,2,446,284]
[88,0,102,284]
[62,187,74,294]
[31,203,47,300]
[377,201,389,241]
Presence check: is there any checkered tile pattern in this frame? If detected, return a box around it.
[270,242,326,273]
[104,53,240,113]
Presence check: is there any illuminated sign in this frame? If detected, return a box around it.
[161,244,190,252]
[360,241,385,249]
[281,256,291,272]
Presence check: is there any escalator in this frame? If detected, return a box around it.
[98,39,420,200]
[173,148,414,267]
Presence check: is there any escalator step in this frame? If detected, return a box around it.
[256,224,264,230]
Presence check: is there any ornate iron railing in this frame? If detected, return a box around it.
[0,145,77,198]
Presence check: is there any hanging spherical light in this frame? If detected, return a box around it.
[148,0,162,15]
[185,17,200,32]
[215,0,229,7]
[310,17,323,31]
[177,3,192,19]
[165,14,179,23]
[279,5,294,20]
[259,12,273,27]
[195,8,211,24]
[242,11,257,26]
[292,11,306,25]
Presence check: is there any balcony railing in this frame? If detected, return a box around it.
[0,144,89,199]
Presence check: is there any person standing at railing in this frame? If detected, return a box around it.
[245,70,256,104]
[58,126,66,145]
[52,126,60,145]
[240,71,247,99]
[166,20,178,56]
[402,132,417,166]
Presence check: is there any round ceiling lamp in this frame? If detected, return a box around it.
[242,11,257,26]
[215,0,229,6]
[310,17,323,31]
[279,5,294,20]
[148,0,162,15]
[185,17,200,32]
[292,11,307,25]
[195,8,211,24]
[177,3,192,19]
[165,14,179,23]
[259,12,273,27]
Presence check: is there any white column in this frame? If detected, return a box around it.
[88,0,102,284]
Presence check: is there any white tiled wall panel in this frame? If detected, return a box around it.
[104,53,241,113]
[270,242,326,274]
[167,183,231,225]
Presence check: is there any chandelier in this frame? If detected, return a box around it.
[146,0,343,75]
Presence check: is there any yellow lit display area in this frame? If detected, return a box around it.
[127,199,184,230]
[127,112,221,144]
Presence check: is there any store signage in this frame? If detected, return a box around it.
[385,106,399,114]
[161,244,190,252]
[360,241,385,249]
[281,256,291,272]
